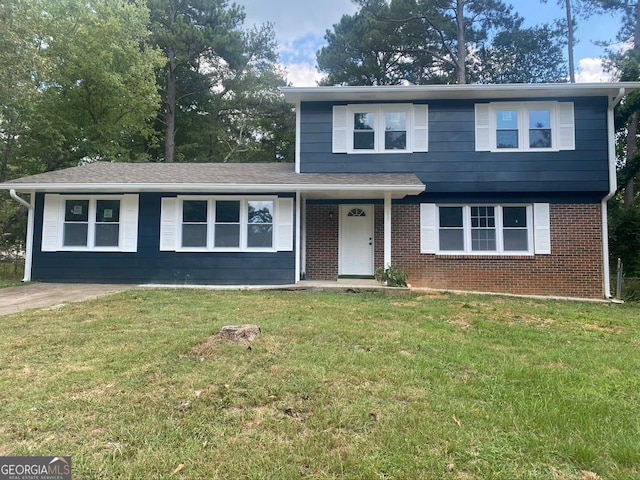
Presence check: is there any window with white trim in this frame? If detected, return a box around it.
[159,196,286,252]
[332,104,429,154]
[475,102,575,152]
[422,204,539,255]
[42,194,139,252]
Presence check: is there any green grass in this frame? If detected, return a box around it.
[0,259,24,287]
[0,289,639,479]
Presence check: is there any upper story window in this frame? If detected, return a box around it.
[42,194,139,252]
[475,101,575,152]
[160,196,294,253]
[333,104,428,154]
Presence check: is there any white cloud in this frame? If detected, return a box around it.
[575,57,617,83]
[239,0,357,44]
[283,62,325,87]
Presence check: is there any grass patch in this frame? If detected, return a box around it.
[1,289,639,479]
[0,259,24,287]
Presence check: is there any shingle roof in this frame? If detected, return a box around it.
[1,162,425,198]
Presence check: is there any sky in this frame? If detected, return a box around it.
[237,0,626,86]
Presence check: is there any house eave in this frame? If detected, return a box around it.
[2,182,425,199]
[281,82,640,103]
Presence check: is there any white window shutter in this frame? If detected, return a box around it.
[557,102,575,151]
[276,197,294,251]
[412,104,429,152]
[120,194,139,252]
[42,194,61,252]
[420,203,437,254]
[160,197,179,251]
[533,203,551,254]
[475,104,491,152]
[332,105,348,153]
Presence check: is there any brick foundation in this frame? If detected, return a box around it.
[306,202,605,298]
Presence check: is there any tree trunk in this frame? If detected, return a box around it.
[625,112,638,208]
[0,134,15,183]
[455,0,466,84]
[623,1,640,208]
[566,0,576,83]
[164,52,177,163]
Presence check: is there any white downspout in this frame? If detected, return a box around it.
[9,189,34,282]
[603,88,626,298]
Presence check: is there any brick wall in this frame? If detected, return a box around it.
[305,204,339,280]
[392,203,604,298]
[306,202,605,298]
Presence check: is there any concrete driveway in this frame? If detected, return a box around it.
[0,283,133,316]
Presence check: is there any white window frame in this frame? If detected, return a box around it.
[176,196,278,253]
[333,103,429,154]
[475,101,575,153]
[42,194,139,252]
[435,205,534,256]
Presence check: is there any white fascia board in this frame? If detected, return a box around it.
[2,182,425,196]
[281,82,640,104]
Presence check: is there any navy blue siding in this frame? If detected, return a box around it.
[299,97,610,195]
[31,193,296,285]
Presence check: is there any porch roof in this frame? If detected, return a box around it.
[1,162,425,199]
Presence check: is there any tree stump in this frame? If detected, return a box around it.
[218,325,261,345]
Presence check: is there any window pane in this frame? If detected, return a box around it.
[385,112,406,131]
[182,224,207,247]
[472,229,497,251]
[247,224,273,248]
[216,201,240,223]
[529,129,552,148]
[496,111,518,149]
[183,200,207,222]
[439,207,463,227]
[471,206,496,251]
[64,223,88,246]
[95,224,120,247]
[96,200,120,223]
[497,130,518,149]
[215,224,240,247]
[354,113,375,130]
[248,201,273,224]
[439,229,464,251]
[497,111,518,129]
[530,110,550,129]
[504,230,529,251]
[503,207,527,228]
[529,110,552,148]
[385,131,406,150]
[65,200,89,222]
[354,131,375,150]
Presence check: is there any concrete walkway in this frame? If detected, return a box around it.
[0,283,133,316]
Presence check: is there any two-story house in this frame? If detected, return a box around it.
[2,83,638,299]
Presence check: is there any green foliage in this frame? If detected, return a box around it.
[471,23,568,83]
[609,198,640,276]
[318,0,566,85]
[375,265,408,287]
[148,0,294,163]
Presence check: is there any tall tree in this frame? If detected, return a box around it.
[471,24,568,83]
[0,0,164,251]
[318,0,564,85]
[149,0,292,163]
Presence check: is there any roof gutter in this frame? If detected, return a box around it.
[9,189,34,282]
[602,87,626,299]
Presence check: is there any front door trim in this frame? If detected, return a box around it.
[338,204,374,276]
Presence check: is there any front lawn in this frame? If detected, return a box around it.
[0,289,638,479]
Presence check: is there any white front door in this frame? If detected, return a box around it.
[339,205,374,276]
